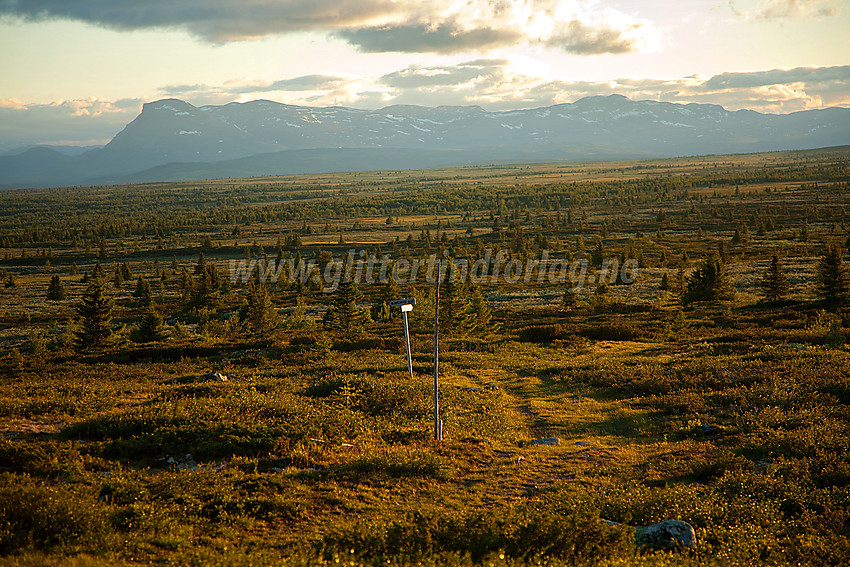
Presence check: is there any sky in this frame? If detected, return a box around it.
[0,0,848,150]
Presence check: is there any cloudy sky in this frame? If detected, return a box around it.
[0,0,848,149]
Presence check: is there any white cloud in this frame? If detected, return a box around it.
[731,0,838,20]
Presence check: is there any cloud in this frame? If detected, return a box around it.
[0,0,400,41]
[546,19,645,54]
[1,0,658,55]
[335,23,524,54]
[731,0,838,20]
[703,65,850,90]
[185,60,846,113]
[0,98,141,150]
[381,60,511,88]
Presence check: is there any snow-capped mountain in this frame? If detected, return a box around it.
[2,95,848,188]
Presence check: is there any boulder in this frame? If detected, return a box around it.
[200,371,230,382]
[635,519,697,549]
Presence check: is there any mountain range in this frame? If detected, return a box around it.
[2,95,848,189]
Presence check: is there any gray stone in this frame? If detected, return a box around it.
[700,423,720,435]
[635,520,697,549]
[201,371,230,382]
[528,437,560,446]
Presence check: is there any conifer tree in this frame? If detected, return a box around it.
[179,267,194,303]
[75,273,114,349]
[239,281,281,338]
[760,253,790,302]
[373,277,401,321]
[192,264,223,307]
[682,253,735,304]
[463,285,497,335]
[195,251,206,274]
[46,275,66,300]
[816,243,849,304]
[439,264,467,336]
[591,241,605,268]
[131,305,168,343]
[324,279,370,340]
[133,275,153,305]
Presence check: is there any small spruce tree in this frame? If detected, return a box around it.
[239,281,281,339]
[463,285,497,335]
[131,305,168,343]
[75,273,114,349]
[133,275,153,305]
[816,243,849,304]
[760,253,790,302]
[324,278,370,341]
[439,264,467,336]
[46,275,67,300]
[682,253,735,305]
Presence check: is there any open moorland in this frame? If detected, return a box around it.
[1,146,850,565]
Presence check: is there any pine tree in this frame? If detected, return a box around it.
[132,275,153,305]
[682,253,735,304]
[195,252,206,275]
[439,264,467,336]
[239,281,281,338]
[373,277,401,321]
[591,241,605,268]
[46,275,66,300]
[760,253,790,302]
[324,279,371,340]
[463,285,497,335]
[192,264,223,307]
[816,243,849,304]
[131,305,168,343]
[674,265,686,294]
[75,273,114,349]
[660,272,670,291]
[179,267,194,303]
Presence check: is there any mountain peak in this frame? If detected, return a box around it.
[143,99,199,114]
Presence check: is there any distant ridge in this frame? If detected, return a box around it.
[2,95,848,189]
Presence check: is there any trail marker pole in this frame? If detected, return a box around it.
[433,258,442,441]
[389,298,416,379]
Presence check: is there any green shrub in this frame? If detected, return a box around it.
[0,475,110,553]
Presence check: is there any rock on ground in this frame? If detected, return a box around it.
[635,519,697,549]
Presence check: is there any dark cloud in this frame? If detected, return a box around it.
[546,19,641,54]
[1,0,655,55]
[335,23,524,54]
[0,0,399,41]
[703,65,850,90]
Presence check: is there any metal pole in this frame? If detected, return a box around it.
[433,258,441,441]
[402,309,413,379]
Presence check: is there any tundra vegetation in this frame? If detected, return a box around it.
[1,147,849,565]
